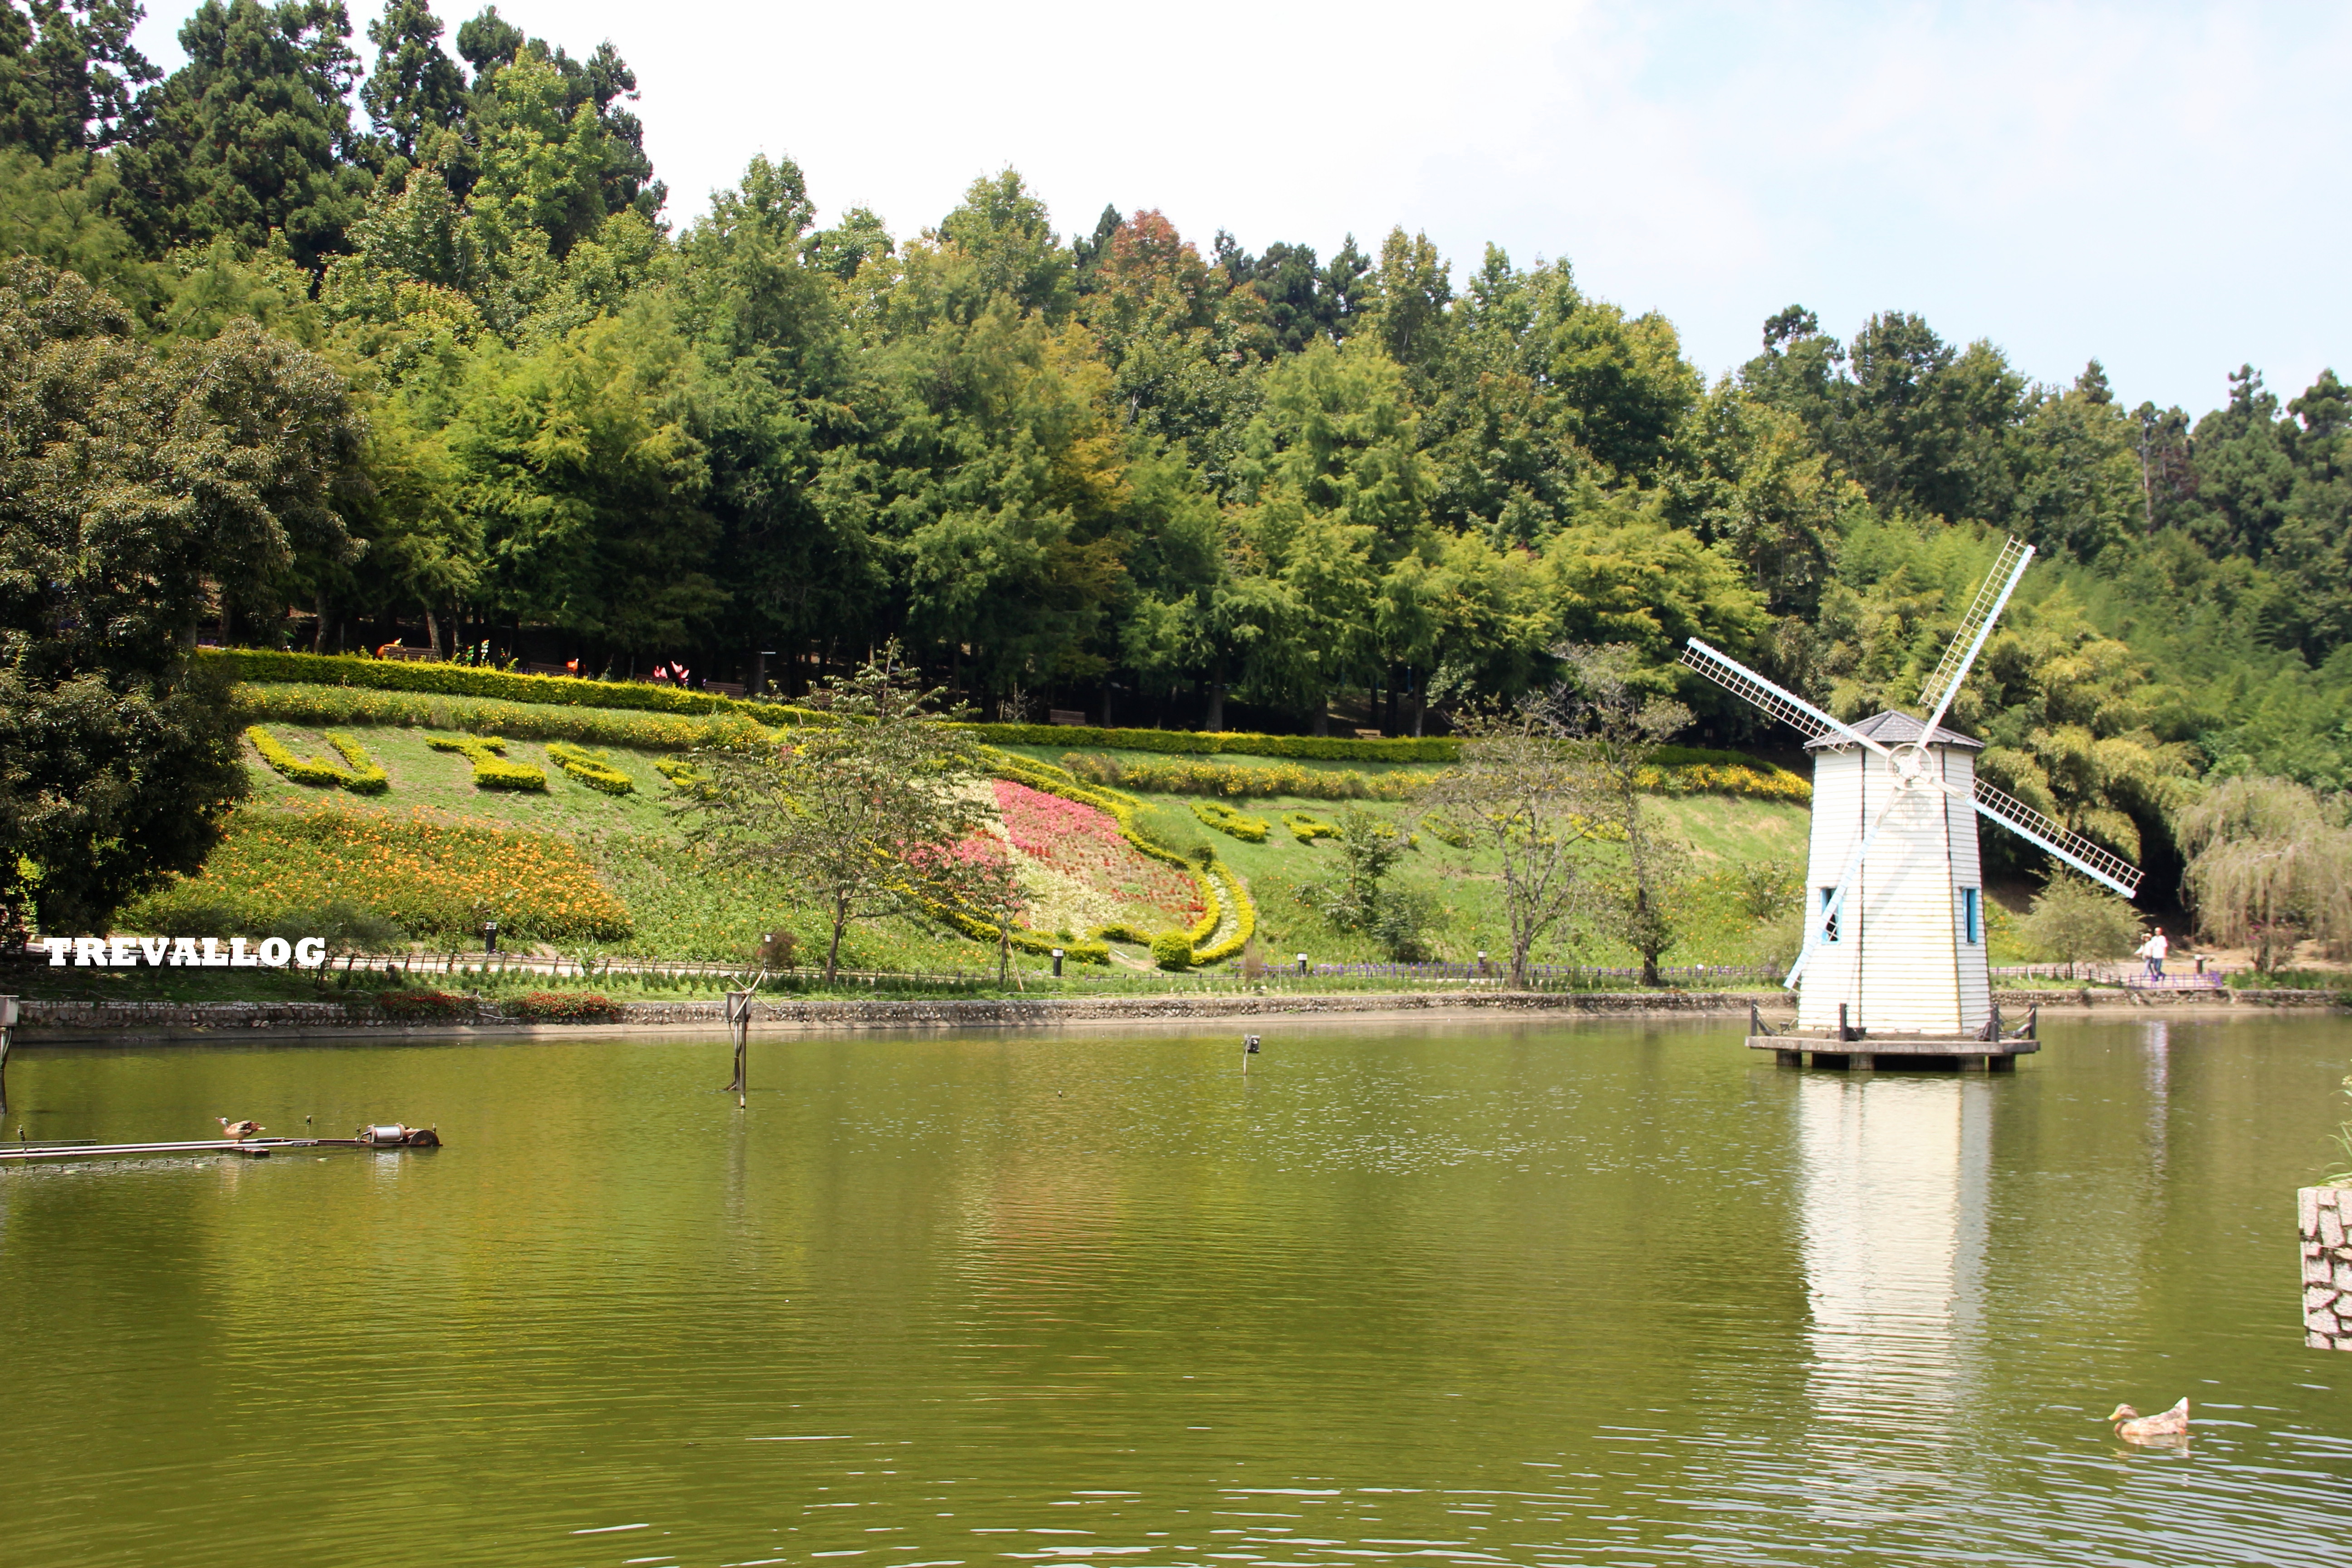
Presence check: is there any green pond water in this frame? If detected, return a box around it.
[1,1016,2347,1567]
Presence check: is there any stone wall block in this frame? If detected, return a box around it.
[2299,1188,2352,1352]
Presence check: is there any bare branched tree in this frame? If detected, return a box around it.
[1554,644,1695,985]
[1421,702,1601,990]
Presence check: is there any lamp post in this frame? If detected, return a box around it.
[483,920,498,956]
[1050,947,1065,979]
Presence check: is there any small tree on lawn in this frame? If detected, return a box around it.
[2019,874,2141,978]
[1554,644,1695,986]
[1298,806,1434,960]
[1421,701,1601,990]
[687,642,993,981]
[2177,774,2352,973]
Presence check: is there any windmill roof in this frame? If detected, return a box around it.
[1803,710,1985,751]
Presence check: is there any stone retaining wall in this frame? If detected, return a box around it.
[9,985,2339,1040]
[2301,1186,2352,1352]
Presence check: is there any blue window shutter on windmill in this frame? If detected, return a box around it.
[1820,887,1841,942]
[1961,887,1981,944]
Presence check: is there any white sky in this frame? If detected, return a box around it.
[134,0,2352,417]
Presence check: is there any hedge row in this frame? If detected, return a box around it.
[215,648,1451,764]
[427,735,547,792]
[206,647,823,725]
[1059,752,1420,801]
[233,682,773,752]
[976,720,1455,762]
[245,725,389,795]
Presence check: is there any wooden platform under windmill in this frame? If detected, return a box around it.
[1744,1002,2040,1071]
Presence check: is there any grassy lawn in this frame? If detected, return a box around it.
[88,710,1827,986]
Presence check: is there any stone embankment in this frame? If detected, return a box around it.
[2301,1187,2352,1352]
[8,985,2340,1041]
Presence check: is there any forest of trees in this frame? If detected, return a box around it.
[5,0,2351,916]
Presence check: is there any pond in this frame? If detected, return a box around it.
[1,1015,2347,1566]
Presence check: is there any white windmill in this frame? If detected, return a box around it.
[1681,537,2142,1046]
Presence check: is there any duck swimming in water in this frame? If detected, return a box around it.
[2107,1398,2190,1441]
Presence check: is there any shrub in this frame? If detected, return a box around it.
[514,991,622,1022]
[1192,800,1269,842]
[427,735,547,791]
[1092,922,1152,945]
[1060,752,1418,801]
[245,725,392,795]
[546,741,636,795]
[372,989,479,1021]
[1151,931,1194,970]
[246,724,348,787]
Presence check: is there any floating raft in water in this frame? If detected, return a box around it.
[0,1126,441,1164]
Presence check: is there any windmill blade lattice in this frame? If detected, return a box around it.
[1972,781,2143,900]
[1678,640,1893,756]
[1916,536,2033,733]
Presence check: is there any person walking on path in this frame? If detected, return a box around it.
[2135,926,2169,980]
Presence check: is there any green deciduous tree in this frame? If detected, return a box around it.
[0,260,363,931]
[687,644,992,979]
[2018,873,2141,978]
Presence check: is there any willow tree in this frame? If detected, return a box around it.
[2177,775,2352,973]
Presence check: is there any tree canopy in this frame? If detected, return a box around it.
[3,0,2350,931]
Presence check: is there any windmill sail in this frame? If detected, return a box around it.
[1916,536,2033,732]
[1972,780,2142,899]
[1679,640,1892,756]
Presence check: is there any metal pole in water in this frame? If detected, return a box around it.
[1242,1034,1260,1075]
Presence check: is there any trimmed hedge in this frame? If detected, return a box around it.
[1193,861,1257,964]
[546,741,636,795]
[427,735,547,791]
[234,681,775,753]
[245,725,389,794]
[1151,931,1193,970]
[1282,810,1340,844]
[977,720,1456,762]
[1061,751,1416,801]
[1192,799,1269,843]
[206,647,823,725]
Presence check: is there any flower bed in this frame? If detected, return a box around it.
[125,806,632,941]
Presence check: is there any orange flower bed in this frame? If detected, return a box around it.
[138,806,631,941]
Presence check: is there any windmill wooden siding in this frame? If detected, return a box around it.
[1797,733,1992,1037]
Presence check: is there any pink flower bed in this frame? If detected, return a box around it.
[991,780,1200,923]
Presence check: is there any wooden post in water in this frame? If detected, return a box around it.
[724,985,757,1105]
[0,995,16,1118]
